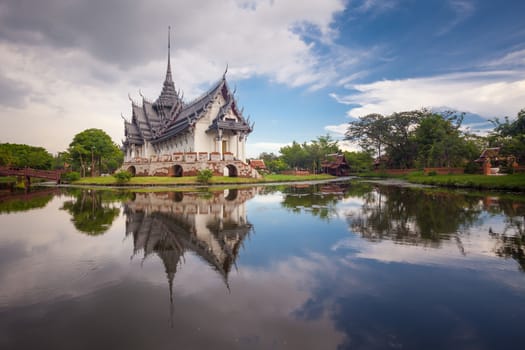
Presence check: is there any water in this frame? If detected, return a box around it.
[0,182,524,350]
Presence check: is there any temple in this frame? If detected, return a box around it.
[121,28,258,178]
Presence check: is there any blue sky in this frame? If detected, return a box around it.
[0,0,524,156]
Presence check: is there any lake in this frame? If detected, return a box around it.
[0,181,524,349]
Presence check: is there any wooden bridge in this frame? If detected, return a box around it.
[0,166,64,186]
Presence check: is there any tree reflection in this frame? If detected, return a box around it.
[0,188,58,213]
[485,197,525,271]
[280,182,369,220]
[61,189,126,235]
[348,186,483,248]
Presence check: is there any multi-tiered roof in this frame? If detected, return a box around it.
[123,29,253,148]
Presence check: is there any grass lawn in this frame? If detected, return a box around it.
[72,173,335,186]
[0,176,16,183]
[405,173,525,191]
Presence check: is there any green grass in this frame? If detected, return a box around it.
[72,173,336,186]
[405,173,525,191]
[0,176,16,183]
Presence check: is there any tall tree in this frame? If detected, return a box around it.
[67,129,123,177]
[346,110,424,168]
[345,113,388,159]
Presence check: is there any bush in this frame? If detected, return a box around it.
[427,171,437,176]
[464,161,481,174]
[196,169,213,184]
[113,170,133,183]
[62,171,80,183]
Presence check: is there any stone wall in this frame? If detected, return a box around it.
[122,152,260,178]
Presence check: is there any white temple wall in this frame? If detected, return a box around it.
[194,119,217,154]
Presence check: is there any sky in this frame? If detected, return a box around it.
[0,0,524,157]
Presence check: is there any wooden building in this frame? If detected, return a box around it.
[321,154,350,176]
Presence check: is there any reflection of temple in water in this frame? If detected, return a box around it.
[124,188,256,299]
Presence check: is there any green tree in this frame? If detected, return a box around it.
[280,135,341,172]
[280,141,308,169]
[415,112,478,168]
[304,135,341,173]
[258,152,287,173]
[489,109,525,164]
[345,113,389,159]
[67,129,123,177]
[344,151,374,173]
[0,143,53,169]
[346,110,424,168]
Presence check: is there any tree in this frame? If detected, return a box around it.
[344,151,374,173]
[67,129,123,177]
[280,141,308,169]
[0,143,53,169]
[489,109,525,164]
[345,113,389,160]
[346,110,424,168]
[415,112,478,168]
[304,135,341,173]
[258,152,287,173]
[279,135,341,173]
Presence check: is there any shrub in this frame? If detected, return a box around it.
[464,161,481,174]
[113,170,133,183]
[196,169,213,184]
[62,171,80,182]
[427,171,437,176]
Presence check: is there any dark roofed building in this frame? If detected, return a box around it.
[321,154,349,176]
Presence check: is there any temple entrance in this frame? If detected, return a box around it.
[223,164,238,177]
[173,165,183,177]
[127,166,136,176]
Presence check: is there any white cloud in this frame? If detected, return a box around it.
[332,69,525,120]
[484,49,525,68]
[246,141,291,158]
[0,0,347,153]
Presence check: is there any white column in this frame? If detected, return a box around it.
[241,136,246,162]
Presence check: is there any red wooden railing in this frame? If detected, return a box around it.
[0,166,65,184]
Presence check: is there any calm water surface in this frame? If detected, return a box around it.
[0,182,524,350]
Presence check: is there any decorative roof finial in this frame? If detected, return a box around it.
[166,26,173,83]
[155,25,179,107]
[223,63,228,79]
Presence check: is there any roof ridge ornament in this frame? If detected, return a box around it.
[166,25,173,83]
[223,63,228,79]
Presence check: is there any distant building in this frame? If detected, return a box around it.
[121,29,258,178]
[321,154,350,176]
[248,159,266,171]
[475,147,501,164]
